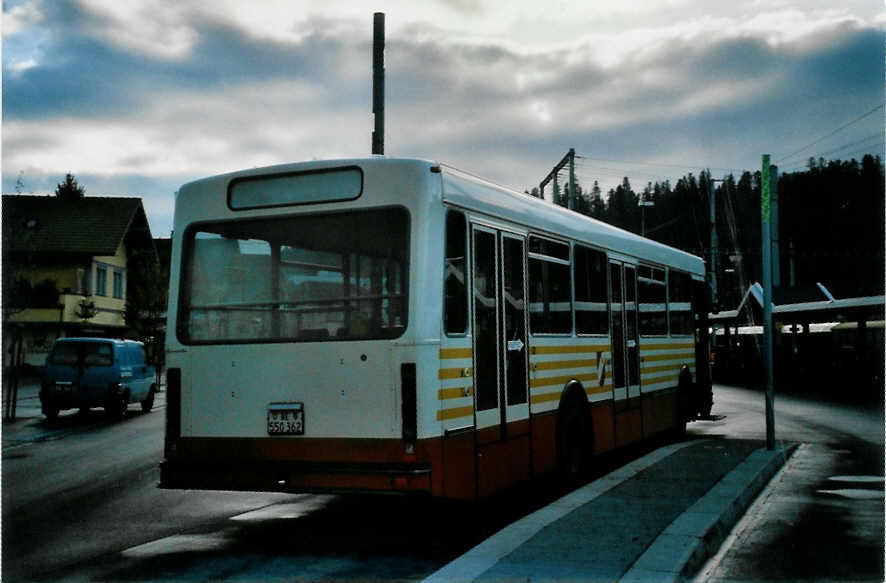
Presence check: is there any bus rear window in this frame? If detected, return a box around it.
[179,207,409,344]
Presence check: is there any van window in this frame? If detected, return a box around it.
[50,343,79,365]
[51,342,113,367]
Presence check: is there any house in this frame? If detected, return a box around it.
[2,194,157,368]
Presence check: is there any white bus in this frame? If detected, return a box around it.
[160,157,712,500]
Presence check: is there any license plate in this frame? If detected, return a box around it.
[55,383,72,393]
[267,403,304,435]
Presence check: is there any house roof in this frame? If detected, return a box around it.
[3,195,154,256]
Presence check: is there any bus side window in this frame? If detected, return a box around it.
[444,211,468,335]
[574,245,609,334]
[668,270,693,335]
[638,265,667,335]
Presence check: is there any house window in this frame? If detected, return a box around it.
[77,268,87,295]
[113,271,124,299]
[95,266,107,296]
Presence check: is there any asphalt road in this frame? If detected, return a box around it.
[2,384,882,582]
[692,386,885,583]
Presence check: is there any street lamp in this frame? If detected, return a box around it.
[639,197,655,237]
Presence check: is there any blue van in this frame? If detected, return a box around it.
[41,338,157,420]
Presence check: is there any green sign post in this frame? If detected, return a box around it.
[761,154,775,451]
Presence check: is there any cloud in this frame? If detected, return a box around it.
[2,0,883,236]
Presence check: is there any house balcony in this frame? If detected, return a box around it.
[7,293,126,328]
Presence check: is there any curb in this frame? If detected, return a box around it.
[619,443,798,583]
[421,440,701,583]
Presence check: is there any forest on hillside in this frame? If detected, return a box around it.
[529,154,885,310]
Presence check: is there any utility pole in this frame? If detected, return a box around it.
[371,12,385,156]
[568,149,575,210]
[539,148,575,206]
[709,177,724,311]
[761,155,776,451]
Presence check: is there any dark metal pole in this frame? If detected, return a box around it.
[568,148,575,210]
[761,154,776,451]
[372,12,385,155]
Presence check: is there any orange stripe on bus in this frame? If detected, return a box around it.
[439,347,472,359]
[438,386,472,400]
[438,367,472,380]
[436,406,474,421]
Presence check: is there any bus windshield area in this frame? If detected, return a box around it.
[180,207,409,344]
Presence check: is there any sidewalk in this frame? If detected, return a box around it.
[423,438,795,583]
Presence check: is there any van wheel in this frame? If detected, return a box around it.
[141,385,156,413]
[106,390,128,420]
[44,405,59,422]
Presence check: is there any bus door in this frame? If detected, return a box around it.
[610,260,642,446]
[471,225,531,498]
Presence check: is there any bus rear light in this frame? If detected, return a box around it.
[165,367,181,457]
[401,363,417,444]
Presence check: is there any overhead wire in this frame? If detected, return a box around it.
[778,132,885,170]
[774,103,885,164]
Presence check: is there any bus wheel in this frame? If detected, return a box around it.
[557,401,590,482]
[675,366,694,438]
[44,405,59,422]
[141,385,156,413]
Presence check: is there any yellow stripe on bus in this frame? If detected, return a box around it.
[438,386,473,400]
[438,367,472,380]
[436,406,474,421]
[586,384,612,396]
[439,347,472,359]
[530,344,608,355]
[641,363,682,374]
[641,373,680,386]
[641,342,694,351]
[530,392,562,405]
[532,358,597,371]
[530,372,597,389]
[641,352,692,363]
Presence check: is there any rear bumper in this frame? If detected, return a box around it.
[160,436,434,495]
[40,384,110,411]
[159,459,432,495]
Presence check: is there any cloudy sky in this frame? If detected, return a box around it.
[3,0,884,237]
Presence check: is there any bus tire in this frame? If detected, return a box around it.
[556,388,591,482]
[44,404,59,422]
[675,366,694,436]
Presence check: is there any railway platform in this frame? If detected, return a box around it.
[423,437,794,583]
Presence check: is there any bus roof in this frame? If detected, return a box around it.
[439,163,705,277]
[177,156,705,277]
